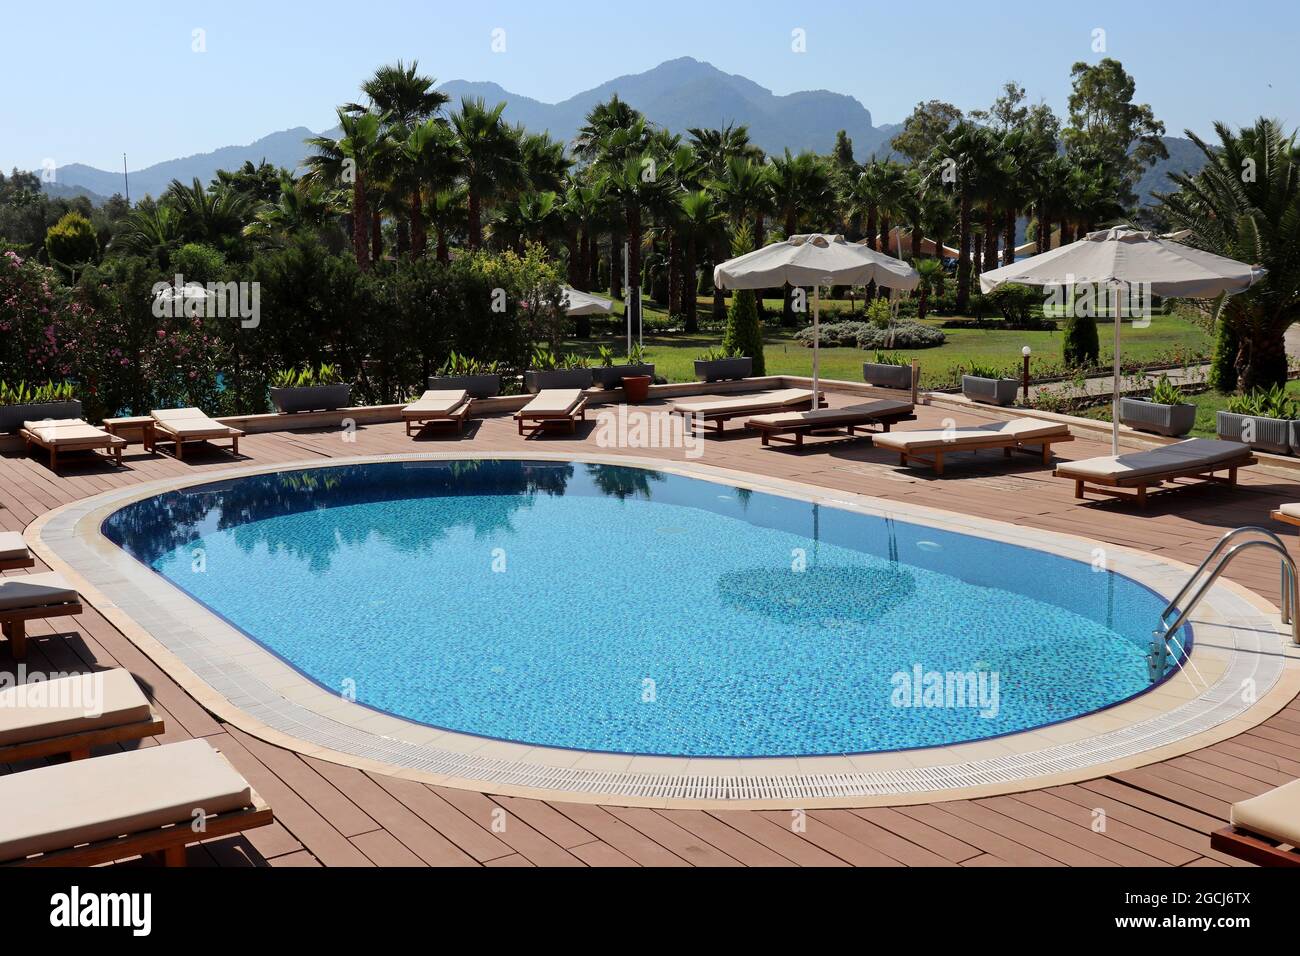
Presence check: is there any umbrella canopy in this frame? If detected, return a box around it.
[714,234,919,399]
[981,226,1262,453]
[560,286,614,316]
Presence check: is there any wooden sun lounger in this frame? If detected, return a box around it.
[0,669,164,764]
[150,408,243,461]
[514,389,588,436]
[0,572,84,660]
[874,418,1074,475]
[403,389,472,436]
[1211,777,1300,867]
[19,419,125,471]
[0,739,272,867]
[745,400,916,450]
[1272,505,1300,529]
[669,388,821,435]
[1054,438,1255,507]
[0,532,34,573]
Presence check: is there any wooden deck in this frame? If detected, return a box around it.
[3,394,1300,868]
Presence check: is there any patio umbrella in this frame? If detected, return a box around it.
[560,286,613,316]
[980,226,1263,455]
[714,234,919,402]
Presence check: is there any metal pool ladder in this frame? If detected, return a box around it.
[1147,526,1300,680]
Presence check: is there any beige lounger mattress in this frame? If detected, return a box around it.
[670,388,813,416]
[22,419,120,445]
[0,739,252,862]
[151,407,237,438]
[403,389,469,416]
[519,389,584,417]
[1230,777,1300,848]
[746,400,913,429]
[874,417,1070,453]
[0,531,28,564]
[0,571,78,612]
[0,669,153,746]
[1056,438,1250,481]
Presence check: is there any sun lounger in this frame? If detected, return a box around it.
[150,407,243,461]
[0,571,83,660]
[1054,438,1255,506]
[402,389,472,436]
[1272,504,1300,529]
[0,668,163,764]
[0,531,34,572]
[19,419,125,470]
[745,400,916,449]
[669,388,819,434]
[0,739,272,867]
[1211,777,1300,866]
[873,417,1073,475]
[514,389,587,436]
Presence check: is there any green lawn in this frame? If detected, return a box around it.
[565,297,1212,389]
[1079,379,1300,439]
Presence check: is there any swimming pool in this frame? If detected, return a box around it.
[102,459,1187,758]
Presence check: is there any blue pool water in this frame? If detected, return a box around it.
[103,460,1186,757]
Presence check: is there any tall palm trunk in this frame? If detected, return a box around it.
[435,228,449,263]
[956,191,972,312]
[610,230,624,299]
[586,232,599,290]
[467,189,483,248]
[625,204,641,332]
[910,224,922,260]
[982,209,997,274]
[1239,321,1290,392]
[371,210,383,264]
[352,175,371,271]
[685,234,700,333]
[865,208,878,250]
[667,229,680,318]
[711,236,726,323]
[395,218,409,258]
[410,192,427,259]
[972,233,983,277]
[1003,208,1016,267]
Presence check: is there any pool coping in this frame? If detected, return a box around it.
[27,451,1300,809]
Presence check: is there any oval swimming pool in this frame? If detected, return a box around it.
[102,459,1187,758]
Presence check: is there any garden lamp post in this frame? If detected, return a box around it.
[1021,345,1031,403]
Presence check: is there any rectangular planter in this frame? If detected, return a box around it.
[523,368,593,393]
[0,399,83,434]
[962,375,1019,407]
[1119,397,1196,438]
[270,383,351,414]
[694,357,752,383]
[862,363,913,390]
[1216,410,1292,454]
[592,364,655,389]
[426,373,500,399]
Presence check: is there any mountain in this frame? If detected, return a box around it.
[1135,136,1209,205]
[40,57,1201,207]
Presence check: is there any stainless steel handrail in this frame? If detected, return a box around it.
[1160,526,1294,627]
[1160,539,1300,646]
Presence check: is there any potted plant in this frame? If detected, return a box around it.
[428,352,501,398]
[0,380,82,434]
[591,343,655,390]
[1120,375,1197,437]
[1217,385,1295,454]
[961,363,1019,407]
[523,345,593,393]
[269,363,352,413]
[694,347,752,383]
[862,351,914,390]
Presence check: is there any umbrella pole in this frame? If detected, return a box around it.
[812,285,821,406]
[1111,281,1121,456]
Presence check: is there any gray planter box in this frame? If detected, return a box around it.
[962,375,1019,406]
[523,368,593,393]
[695,357,752,382]
[592,364,655,389]
[1119,397,1197,438]
[427,373,500,399]
[1216,410,1292,454]
[0,399,83,434]
[862,362,913,390]
[270,383,351,414]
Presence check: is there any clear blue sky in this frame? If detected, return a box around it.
[2,0,1294,172]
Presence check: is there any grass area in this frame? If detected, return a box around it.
[1078,379,1300,439]
[565,296,1212,389]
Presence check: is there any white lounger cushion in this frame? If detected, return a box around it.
[0,571,78,612]
[0,531,28,563]
[1279,503,1300,519]
[1057,438,1249,482]
[1230,777,1300,848]
[0,739,252,863]
[670,389,813,416]
[22,419,117,445]
[151,407,236,438]
[404,390,468,415]
[0,669,153,746]
[874,417,1069,453]
[519,389,584,417]
[747,400,913,429]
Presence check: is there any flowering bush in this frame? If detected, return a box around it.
[0,249,85,385]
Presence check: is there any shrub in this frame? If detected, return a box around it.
[44,211,99,273]
[169,243,228,283]
[793,321,871,348]
[721,226,765,374]
[1227,385,1298,419]
[1148,375,1186,406]
[856,320,946,350]
[1208,319,1239,393]
[1062,312,1100,366]
[985,283,1048,328]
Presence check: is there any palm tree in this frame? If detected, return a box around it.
[914,259,945,320]
[574,95,641,162]
[346,60,448,129]
[243,176,340,246]
[1161,118,1300,390]
[493,190,560,254]
[874,161,909,263]
[398,119,461,258]
[769,150,832,324]
[687,124,759,180]
[111,203,182,266]
[305,109,391,270]
[450,98,523,248]
[601,146,674,332]
[919,189,957,265]
[708,156,772,321]
[426,185,467,263]
[924,121,999,312]
[675,190,724,333]
[163,177,256,251]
